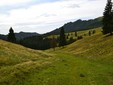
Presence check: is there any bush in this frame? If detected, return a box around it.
[77,36,83,40]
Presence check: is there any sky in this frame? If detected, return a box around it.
[0,0,107,34]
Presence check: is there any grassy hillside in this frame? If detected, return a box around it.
[0,40,55,85]
[62,28,113,63]
[45,28,113,85]
[1,27,113,85]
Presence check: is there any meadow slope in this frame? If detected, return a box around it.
[0,28,113,85]
[45,28,113,85]
[0,40,55,85]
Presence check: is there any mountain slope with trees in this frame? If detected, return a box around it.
[0,31,40,41]
[44,17,102,36]
[0,17,102,42]
[15,32,40,40]
[20,17,102,50]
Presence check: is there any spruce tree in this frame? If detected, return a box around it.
[111,10,113,32]
[92,30,96,34]
[8,27,16,42]
[102,0,113,34]
[51,36,57,51]
[88,31,91,36]
[59,27,66,47]
[75,31,78,37]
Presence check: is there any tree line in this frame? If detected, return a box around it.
[7,25,96,50]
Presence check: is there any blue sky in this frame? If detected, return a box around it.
[0,0,106,34]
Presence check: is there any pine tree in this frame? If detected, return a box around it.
[51,36,57,51]
[92,30,96,34]
[8,27,16,42]
[88,31,91,36]
[59,27,66,47]
[102,0,113,34]
[111,10,113,32]
[75,31,78,37]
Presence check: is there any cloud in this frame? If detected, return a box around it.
[0,0,32,6]
[65,4,80,8]
[0,0,106,34]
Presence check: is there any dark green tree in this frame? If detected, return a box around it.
[75,31,78,37]
[59,27,66,47]
[111,10,113,32]
[77,36,83,40]
[51,36,57,51]
[8,27,16,42]
[69,37,75,44]
[66,35,69,39]
[92,30,96,34]
[102,0,113,34]
[88,31,91,36]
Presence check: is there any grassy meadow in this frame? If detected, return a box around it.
[0,27,113,85]
[0,40,56,85]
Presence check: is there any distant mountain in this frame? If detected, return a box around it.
[15,32,40,40]
[43,17,102,36]
[0,32,40,41]
[0,34,7,40]
[0,17,102,41]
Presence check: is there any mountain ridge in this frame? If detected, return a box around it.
[0,32,40,41]
[43,17,102,36]
[15,31,40,40]
[0,17,102,40]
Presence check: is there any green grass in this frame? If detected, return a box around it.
[20,52,113,85]
[0,40,55,85]
[45,27,113,85]
[1,27,113,85]
[47,27,102,39]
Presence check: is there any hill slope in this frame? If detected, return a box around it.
[43,28,113,85]
[0,40,55,85]
[1,27,113,85]
[63,28,113,63]
[18,27,112,85]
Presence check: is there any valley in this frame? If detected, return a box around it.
[0,28,113,85]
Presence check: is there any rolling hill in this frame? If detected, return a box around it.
[0,40,55,85]
[44,28,113,85]
[1,27,113,85]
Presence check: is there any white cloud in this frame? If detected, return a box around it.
[0,0,32,6]
[0,0,106,34]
